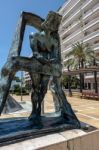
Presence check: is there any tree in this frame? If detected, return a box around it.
[64,58,74,96]
[93,58,98,93]
[65,42,95,92]
[71,76,80,89]
[62,75,80,89]
[13,76,21,82]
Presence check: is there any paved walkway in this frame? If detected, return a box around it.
[68,96,99,128]
[1,91,99,128]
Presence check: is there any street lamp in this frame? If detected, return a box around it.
[21,71,23,101]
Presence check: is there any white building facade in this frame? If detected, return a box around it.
[59,0,99,90]
[24,72,31,86]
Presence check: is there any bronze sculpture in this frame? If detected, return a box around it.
[0,11,80,129]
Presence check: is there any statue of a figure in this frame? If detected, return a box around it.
[0,11,80,129]
[29,11,80,127]
[28,11,62,122]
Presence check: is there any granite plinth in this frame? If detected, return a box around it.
[1,129,99,150]
[0,113,81,146]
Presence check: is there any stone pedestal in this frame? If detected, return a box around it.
[1,129,99,150]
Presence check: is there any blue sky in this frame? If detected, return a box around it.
[0,0,65,70]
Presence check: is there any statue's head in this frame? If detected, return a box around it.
[41,11,62,32]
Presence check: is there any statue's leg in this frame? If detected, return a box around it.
[52,91,60,112]
[50,84,60,112]
[0,56,31,115]
[37,75,50,116]
[29,73,41,120]
[0,62,15,114]
[53,77,81,128]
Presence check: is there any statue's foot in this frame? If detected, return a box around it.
[66,119,81,129]
[62,114,81,129]
[28,113,37,121]
[28,113,42,128]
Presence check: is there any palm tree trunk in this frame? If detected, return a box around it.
[67,66,72,96]
[68,75,72,96]
[79,73,82,93]
[81,60,84,90]
[93,59,98,93]
[79,62,83,93]
[94,71,98,93]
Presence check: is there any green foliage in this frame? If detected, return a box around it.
[62,75,80,89]
[13,76,21,82]
[11,84,29,95]
[61,75,69,88]
[71,76,80,88]
[13,85,20,93]
[65,42,95,69]
[25,83,31,92]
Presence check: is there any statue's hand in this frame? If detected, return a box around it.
[48,58,57,63]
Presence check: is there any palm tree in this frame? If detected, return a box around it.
[64,58,74,96]
[93,58,98,93]
[65,42,95,93]
[85,52,99,93]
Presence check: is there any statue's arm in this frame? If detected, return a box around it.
[29,33,51,65]
[21,11,44,31]
[35,56,52,65]
[8,12,44,59]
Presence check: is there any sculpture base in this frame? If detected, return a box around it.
[0,113,96,147]
[1,129,99,150]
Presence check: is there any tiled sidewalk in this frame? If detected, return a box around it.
[68,96,99,128]
[1,91,99,128]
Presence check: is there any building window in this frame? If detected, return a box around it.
[88,83,91,90]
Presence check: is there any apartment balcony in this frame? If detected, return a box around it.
[62,25,99,47]
[83,3,99,20]
[62,9,81,28]
[62,28,83,45]
[59,0,77,15]
[63,56,73,63]
[59,0,70,13]
[93,43,99,53]
[25,78,31,82]
[62,0,93,26]
[60,20,80,37]
[62,2,99,29]
[81,0,98,13]
[62,0,81,20]
[83,30,99,43]
[61,45,72,54]
[60,15,99,39]
[61,42,99,57]
[60,3,99,35]
[84,17,99,31]
[62,0,97,21]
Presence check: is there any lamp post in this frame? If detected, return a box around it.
[21,71,23,101]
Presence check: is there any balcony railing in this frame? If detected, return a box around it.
[62,3,99,28]
[60,20,80,37]
[62,0,81,19]
[61,45,72,54]
[83,3,99,20]
[93,43,99,51]
[61,42,99,55]
[59,0,71,14]
[60,15,99,38]
[84,17,99,31]
[61,24,99,46]
[62,0,93,21]
[62,29,82,45]
[83,30,99,43]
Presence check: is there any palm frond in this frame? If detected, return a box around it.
[64,42,95,69]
